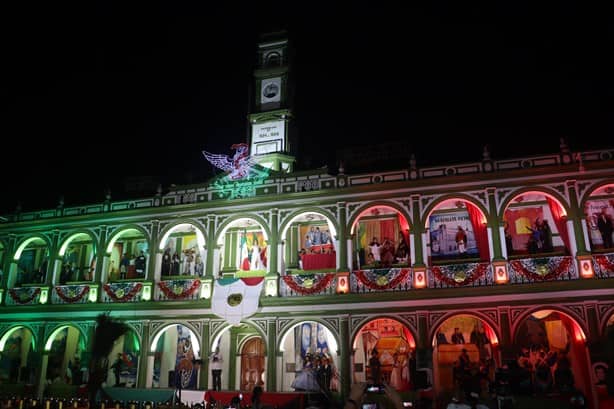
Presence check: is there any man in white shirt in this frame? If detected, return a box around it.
[210,347,223,391]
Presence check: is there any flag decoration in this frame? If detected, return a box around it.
[212,277,264,325]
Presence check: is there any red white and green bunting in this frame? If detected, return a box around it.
[103,282,143,302]
[431,263,490,286]
[212,277,264,325]
[8,287,41,305]
[158,279,201,300]
[594,254,614,277]
[509,256,575,282]
[55,284,90,303]
[354,268,411,290]
[281,273,335,295]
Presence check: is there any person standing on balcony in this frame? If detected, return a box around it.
[597,207,613,248]
[210,347,223,391]
[455,226,467,257]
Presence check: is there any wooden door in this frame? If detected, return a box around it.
[240,337,265,392]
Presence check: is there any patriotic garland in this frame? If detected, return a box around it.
[431,263,489,286]
[8,287,41,305]
[282,273,335,295]
[354,268,410,290]
[55,285,90,303]
[595,255,614,275]
[510,257,573,282]
[103,282,143,302]
[158,279,201,300]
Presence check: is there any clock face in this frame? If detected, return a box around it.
[263,83,279,99]
[260,77,281,103]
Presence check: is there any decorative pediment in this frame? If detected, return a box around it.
[277,318,294,336]
[480,309,499,326]
[188,320,203,334]
[257,211,271,226]
[399,313,418,332]
[347,203,362,220]
[428,311,446,331]
[322,317,340,333]
[566,303,587,323]
[126,321,144,338]
[215,216,230,230]
[251,318,269,337]
[209,319,227,338]
[350,316,369,334]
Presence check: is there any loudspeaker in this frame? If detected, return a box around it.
[168,370,175,388]
[414,369,429,389]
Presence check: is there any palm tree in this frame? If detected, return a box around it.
[88,313,129,405]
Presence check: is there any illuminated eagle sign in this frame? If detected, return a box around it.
[202,143,255,181]
[203,143,270,199]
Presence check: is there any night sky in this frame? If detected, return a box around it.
[2,2,612,215]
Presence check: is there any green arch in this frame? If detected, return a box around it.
[57,229,99,257]
[347,200,414,236]
[350,315,418,347]
[578,179,614,210]
[13,235,52,261]
[277,318,340,355]
[214,213,273,245]
[428,311,501,346]
[149,322,202,353]
[44,324,88,352]
[157,219,208,251]
[497,186,572,221]
[210,320,268,355]
[420,193,490,229]
[278,207,340,239]
[0,325,37,352]
[105,224,151,255]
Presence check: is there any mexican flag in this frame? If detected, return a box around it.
[212,277,264,325]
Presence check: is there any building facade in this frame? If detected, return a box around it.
[1,34,613,409]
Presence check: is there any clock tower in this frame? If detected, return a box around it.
[248,32,296,173]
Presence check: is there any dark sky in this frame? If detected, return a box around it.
[2,1,612,214]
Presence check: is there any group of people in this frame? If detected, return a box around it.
[303,226,334,255]
[366,235,409,268]
[367,348,415,391]
[111,251,148,279]
[526,217,553,254]
[291,353,335,393]
[160,248,204,276]
[513,345,575,395]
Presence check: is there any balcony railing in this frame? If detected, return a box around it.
[593,252,614,279]
[52,284,92,304]
[508,256,578,284]
[155,278,202,301]
[280,272,337,296]
[350,268,412,293]
[3,254,610,305]
[428,262,493,289]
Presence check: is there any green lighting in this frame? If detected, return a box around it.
[0,326,24,352]
[212,167,270,200]
[88,287,98,302]
[39,289,48,304]
[45,326,69,351]
[142,284,151,301]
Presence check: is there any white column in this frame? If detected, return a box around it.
[277,243,284,274]
[566,219,577,257]
[499,226,508,259]
[409,234,416,266]
[421,232,429,265]
[213,248,220,276]
[334,239,340,268]
[36,353,49,398]
[145,354,155,388]
[346,239,353,271]
[101,256,110,283]
[487,227,494,262]
[51,259,62,285]
[581,218,591,252]
[153,252,163,281]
